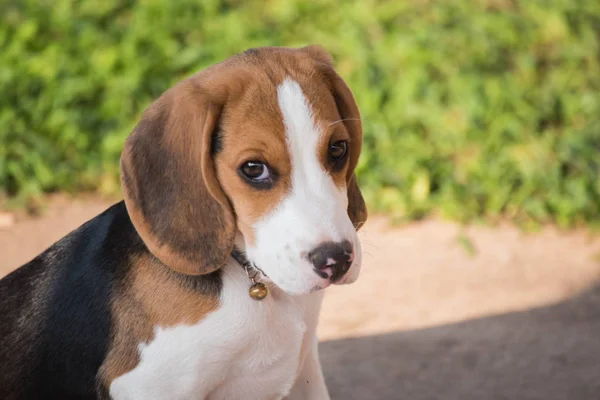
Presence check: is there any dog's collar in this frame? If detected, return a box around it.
[231,247,269,301]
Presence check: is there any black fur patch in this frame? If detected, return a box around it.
[211,125,224,154]
[244,48,260,57]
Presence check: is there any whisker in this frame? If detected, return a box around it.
[362,251,375,259]
[361,243,380,251]
[326,118,362,128]
[327,118,382,131]
[360,239,378,246]
[358,237,376,244]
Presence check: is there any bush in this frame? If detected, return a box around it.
[1,0,599,228]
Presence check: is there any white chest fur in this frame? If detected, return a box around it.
[109,262,324,400]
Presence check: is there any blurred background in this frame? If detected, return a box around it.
[1,1,600,399]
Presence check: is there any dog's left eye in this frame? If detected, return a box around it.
[329,140,348,161]
[240,161,271,182]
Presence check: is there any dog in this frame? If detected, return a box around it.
[0,45,367,399]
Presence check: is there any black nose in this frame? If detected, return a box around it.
[308,240,354,282]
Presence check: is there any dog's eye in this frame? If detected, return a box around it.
[240,161,270,182]
[329,140,348,161]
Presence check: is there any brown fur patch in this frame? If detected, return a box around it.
[214,76,290,245]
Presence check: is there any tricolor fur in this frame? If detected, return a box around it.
[0,46,367,399]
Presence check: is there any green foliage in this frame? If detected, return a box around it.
[1,0,599,227]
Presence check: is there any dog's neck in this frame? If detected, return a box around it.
[230,233,272,300]
[230,232,250,269]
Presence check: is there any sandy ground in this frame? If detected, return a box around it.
[1,197,600,399]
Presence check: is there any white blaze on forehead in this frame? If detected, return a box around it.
[275,78,342,210]
[276,78,320,168]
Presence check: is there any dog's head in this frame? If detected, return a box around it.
[121,46,367,295]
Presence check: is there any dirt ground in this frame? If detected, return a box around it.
[1,197,600,400]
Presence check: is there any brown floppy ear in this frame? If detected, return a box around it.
[120,79,236,275]
[347,174,367,231]
[301,45,368,231]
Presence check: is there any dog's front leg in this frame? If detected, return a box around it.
[286,336,331,400]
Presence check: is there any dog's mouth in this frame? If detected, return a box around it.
[230,245,353,297]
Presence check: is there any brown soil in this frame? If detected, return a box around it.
[2,197,600,400]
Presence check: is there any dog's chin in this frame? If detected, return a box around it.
[276,270,360,295]
[271,281,331,297]
[262,272,331,297]
[260,263,362,296]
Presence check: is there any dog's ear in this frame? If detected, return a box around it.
[120,78,236,275]
[302,45,368,231]
[346,174,367,231]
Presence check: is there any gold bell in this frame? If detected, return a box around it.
[249,282,268,301]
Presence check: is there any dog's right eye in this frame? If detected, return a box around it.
[239,161,274,188]
[241,161,269,180]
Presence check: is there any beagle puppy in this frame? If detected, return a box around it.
[0,45,367,400]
